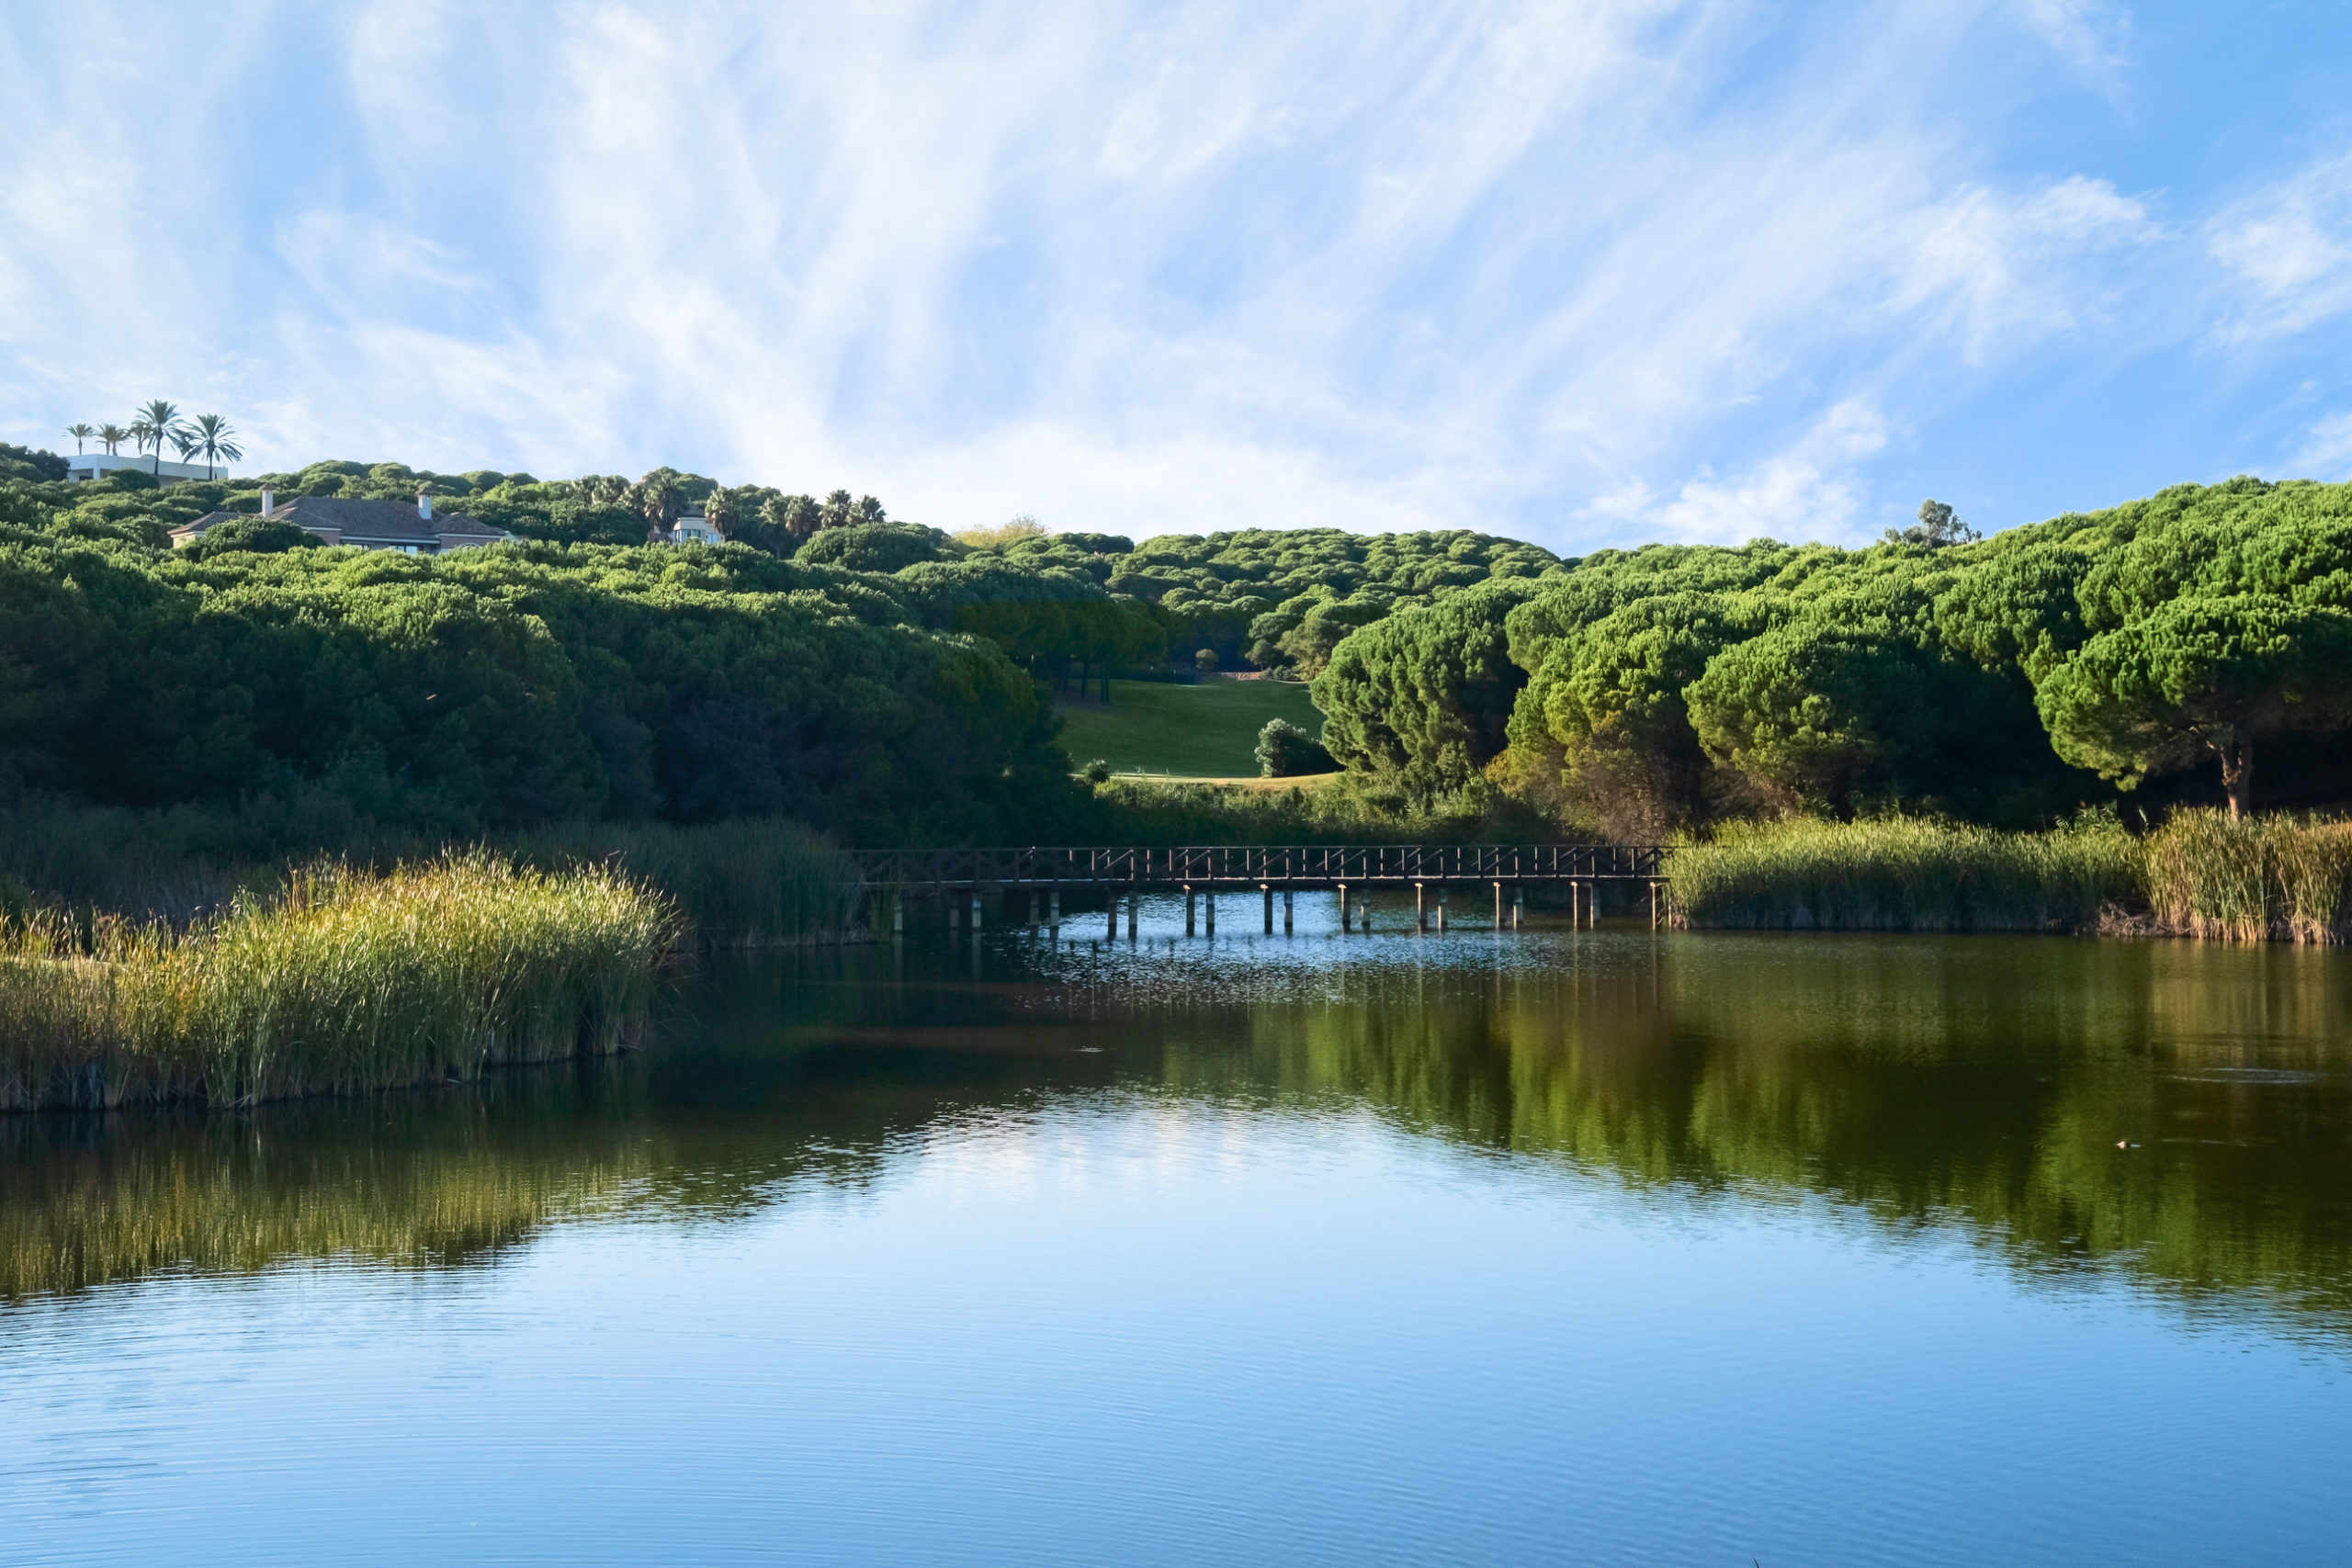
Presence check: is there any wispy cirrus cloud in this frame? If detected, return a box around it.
[2,1,2347,547]
[2209,150,2352,343]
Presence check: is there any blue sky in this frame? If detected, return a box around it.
[4,1,2350,551]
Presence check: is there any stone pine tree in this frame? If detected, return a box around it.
[1883,498,1982,547]
[2036,595,2352,820]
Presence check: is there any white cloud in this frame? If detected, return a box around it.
[1890,175,2156,362]
[2291,411,2352,480]
[2210,151,2352,342]
[0,0,2267,549]
[2013,0,2133,93]
[1583,399,1893,547]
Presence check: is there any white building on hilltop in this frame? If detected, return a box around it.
[64,452,232,483]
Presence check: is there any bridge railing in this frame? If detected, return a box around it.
[847,844,1667,889]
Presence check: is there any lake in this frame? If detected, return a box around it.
[6,896,2350,1566]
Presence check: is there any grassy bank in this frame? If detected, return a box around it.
[1665,816,2142,932]
[0,855,680,1112]
[1666,809,2352,942]
[1057,677,1322,777]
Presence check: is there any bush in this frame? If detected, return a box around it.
[1256,718,1337,778]
[799,522,956,572]
[180,517,324,559]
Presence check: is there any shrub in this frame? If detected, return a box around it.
[1255,718,1337,779]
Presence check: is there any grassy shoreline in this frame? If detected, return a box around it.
[1666,809,2352,942]
[1,855,679,1113]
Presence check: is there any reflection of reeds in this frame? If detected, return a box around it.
[0,1127,643,1300]
[0,854,679,1111]
[1665,815,2142,932]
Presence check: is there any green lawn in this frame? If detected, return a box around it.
[1056,679,1325,778]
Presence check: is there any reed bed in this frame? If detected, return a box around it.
[1670,808,2352,942]
[0,854,679,1112]
[2141,809,2352,943]
[1665,815,2143,933]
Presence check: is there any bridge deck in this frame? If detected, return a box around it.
[850,844,1666,891]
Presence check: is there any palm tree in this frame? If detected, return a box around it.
[64,423,94,455]
[701,484,736,540]
[135,400,183,475]
[129,419,156,462]
[631,468,684,542]
[187,413,242,479]
[172,429,201,470]
[96,423,129,457]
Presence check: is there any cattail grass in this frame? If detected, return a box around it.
[0,854,680,1112]
[2142,809,2352,943]
[1670,808,2352,942]
[1666,814,2143,932]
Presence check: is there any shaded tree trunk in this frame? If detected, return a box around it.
[2218,729,2253,821]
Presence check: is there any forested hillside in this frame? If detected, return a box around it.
[0,456,1550,844]
[7,452,2348,844]
[1316,478,2352,834]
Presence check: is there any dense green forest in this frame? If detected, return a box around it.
[0,452,1549,845]
[1314,479,2352,834]
[4,443,2347,846]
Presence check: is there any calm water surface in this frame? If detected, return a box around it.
[6,898,2352,1566]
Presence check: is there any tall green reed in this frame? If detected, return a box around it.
[0,854,679,1112]
[1665,814,2143,933]
[2142,809,2352,943]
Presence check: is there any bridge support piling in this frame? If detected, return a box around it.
[1049,889,1060,928]
[948,897,960,932]
[1205,892,1216,936]
[1513,886,1524,931]
[1261,885,1273,934]
[1126,894,1137,942]
[1026,890,1039,928]
[970,889,983,931]
[1184,886,1196,938]
[1436,886,1447,933]
[1106,897,1117,941]
[891,897,903,937]
[1493,881,1504,931]
[1283,889,1294,934]
[1415,883,1427,931]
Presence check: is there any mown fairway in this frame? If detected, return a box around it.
[1057,678,1324,778]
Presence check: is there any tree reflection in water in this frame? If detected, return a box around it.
[6,932,2348,1338]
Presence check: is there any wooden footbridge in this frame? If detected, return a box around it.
[849,844,1671,934]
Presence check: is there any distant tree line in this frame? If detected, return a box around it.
[12,446,2344,842]
[1312,484,2352,832]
